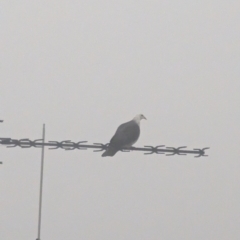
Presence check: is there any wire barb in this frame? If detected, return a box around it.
[93,143,109,152]
[144,145,165,155]
[193,148,210,158]
[166,146,187,156]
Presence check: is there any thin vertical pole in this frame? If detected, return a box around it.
[37,124,45,240]
[0,120,3,164]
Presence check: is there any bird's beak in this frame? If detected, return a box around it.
[142,115,147,120]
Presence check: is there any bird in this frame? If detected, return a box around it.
[102,114,147,157]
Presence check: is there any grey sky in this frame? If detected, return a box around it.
[1,1,240,239]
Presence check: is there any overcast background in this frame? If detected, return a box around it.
[1,1,240,240]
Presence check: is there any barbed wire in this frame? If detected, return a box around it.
[0,137,209,158]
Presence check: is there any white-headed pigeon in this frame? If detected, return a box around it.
[102,114,146,157]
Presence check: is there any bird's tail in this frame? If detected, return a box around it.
[102,146,119,157]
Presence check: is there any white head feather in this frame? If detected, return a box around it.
[132,114,147,125]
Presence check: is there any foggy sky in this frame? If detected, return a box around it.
[1,1,240,240]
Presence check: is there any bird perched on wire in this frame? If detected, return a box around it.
[102,114,147,157]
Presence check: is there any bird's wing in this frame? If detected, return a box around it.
[110,120,140,149]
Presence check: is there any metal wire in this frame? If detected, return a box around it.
[0,137,209,157]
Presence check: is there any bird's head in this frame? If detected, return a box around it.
[133,114,147,124]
